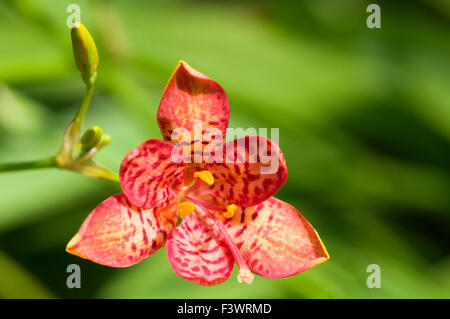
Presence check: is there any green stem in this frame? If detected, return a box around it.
[0,157,120,183]
[74,82,95,128]
[0,77,120,183]
[0,157,57,172]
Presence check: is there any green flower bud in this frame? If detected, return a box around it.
[71,23,99,85]
[97,134,111,149]
[81,126,103,151]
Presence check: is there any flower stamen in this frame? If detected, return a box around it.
[193,170,214,185]
[223,204,237,219]
[188,196,254,285]
[178,201,195,218]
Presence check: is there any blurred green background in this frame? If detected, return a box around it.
[0,0,449,298]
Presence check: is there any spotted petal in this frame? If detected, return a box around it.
[120,139,185,209]
[157,61,230,154]
[166,211,234,286]
[205,136,288,207]
[223,197,329,278]
[66,194,177,267]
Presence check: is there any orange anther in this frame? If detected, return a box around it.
[223,204,237,219]
[193,170,214,185]
[178,201,195,218]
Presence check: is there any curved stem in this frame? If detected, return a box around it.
[56,82,95,164]
[0,157,57,172]
[65,82,95,148]
[74,83,94,125]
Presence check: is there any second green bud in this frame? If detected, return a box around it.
[81,126,103,152]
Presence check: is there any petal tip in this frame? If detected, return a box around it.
[300,239,330,272]
[177,60,188,68]
[316,231,330,260]
[66,233,81,253]
[65,233,90,262]
[175,60,209,81]
[310,256,329,269]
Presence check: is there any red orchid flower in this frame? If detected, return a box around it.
[66,61,329,285]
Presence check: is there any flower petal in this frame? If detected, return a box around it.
[120,139,185,209]
[223,197,329,278]
[166,211,234,286]
[157,61,230,151]
[66,194,177,267]
[205,136,288,207]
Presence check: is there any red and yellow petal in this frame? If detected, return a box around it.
[166,210,234,286]
[222,197,329,278]
[157,61,230,153]
[66,194,177,267]
[119,139,186,209]
[205,136,288,207]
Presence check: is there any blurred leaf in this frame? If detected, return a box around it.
[0,84,47,133]
[0,249,56,298]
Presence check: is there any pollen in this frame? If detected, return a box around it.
[193,170,214,185]
[223,204,237,219]
[178,201,196,218]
